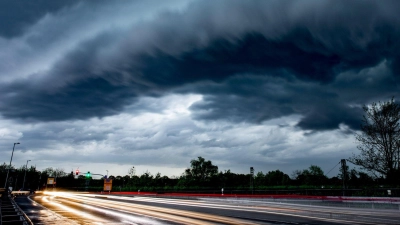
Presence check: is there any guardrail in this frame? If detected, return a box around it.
[0,189,33,225]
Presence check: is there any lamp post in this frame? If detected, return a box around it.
[106,170,109,177]
[4,142,20,189]
[23,160,31,189]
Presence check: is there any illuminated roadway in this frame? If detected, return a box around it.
[14,192,400,224]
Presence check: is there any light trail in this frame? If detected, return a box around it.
[42,196,111,224]
[37,192,400,225]
[87,194,302,215]
[41,192,259,225]
[78,193,400,224]
[50,196,214,225]
[45,197,171,225]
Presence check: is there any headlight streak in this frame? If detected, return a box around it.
[80,195,343,219]
[42,195,111,223]
[54,197,167,225]
[47,195,216,225]
[45,192,257,225]
[42,192,399,225]
[83,196,356,225]
[31,196,81,224]
[89,194,400,224]
[82,204,166,225]
[81,194,301,215]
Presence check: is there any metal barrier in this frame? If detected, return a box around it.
[0,189,33,225]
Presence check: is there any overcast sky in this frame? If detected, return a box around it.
[1,0,399,178]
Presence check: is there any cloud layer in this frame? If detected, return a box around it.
[1,0,399,176]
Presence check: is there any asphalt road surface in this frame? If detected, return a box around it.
[14,192,400,225]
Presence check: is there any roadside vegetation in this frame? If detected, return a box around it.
[0,156,397,197]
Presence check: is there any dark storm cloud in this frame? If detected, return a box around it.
[1,0,400,130]
[2,78,137,121]
[135,33,341,85]
[0,0,82,38]
[297,104,363,130]
[187,75,366,130]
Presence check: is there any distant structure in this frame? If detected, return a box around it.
[341,159,347,196]
[250,167,254,194]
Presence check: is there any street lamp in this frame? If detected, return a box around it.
[23,160,31,189]
[4,142,20,189]
[106,170,109,177]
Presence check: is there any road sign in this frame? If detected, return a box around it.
[103,178,112,191]
[47,177,55,185]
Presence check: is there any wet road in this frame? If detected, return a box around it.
[14,192,400,224]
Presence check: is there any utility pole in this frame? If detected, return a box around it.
[341,159,347,196]
[23,160,31,189]
[38,174,41,191]
[4,143,20,189]
[250,167,254,194]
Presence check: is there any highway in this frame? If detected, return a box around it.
[14,192,400,224]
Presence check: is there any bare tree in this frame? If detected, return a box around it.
[54,168,66,178]
[349,98,400,184]
[128,166,136,178]
[42,167,54,176]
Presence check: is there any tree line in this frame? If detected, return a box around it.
[0,156,390,194]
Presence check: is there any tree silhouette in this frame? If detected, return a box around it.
[350,98,400,184]
[185,156,218,185]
